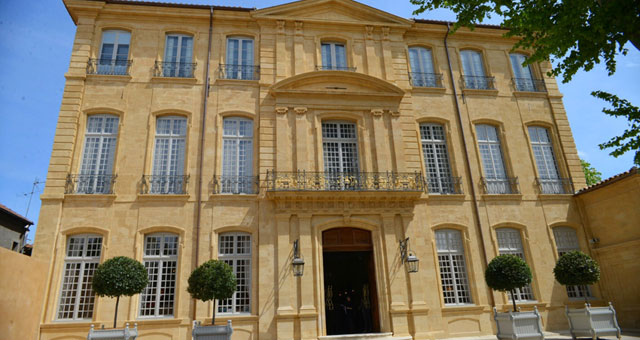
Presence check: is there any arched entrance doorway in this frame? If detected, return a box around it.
[322,228,380,335]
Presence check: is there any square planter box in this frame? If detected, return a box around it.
[193,320,233,340]
[493,306,544,340]
[566,303,621,340]
[88,323,138,340]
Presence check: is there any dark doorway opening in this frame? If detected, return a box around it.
[323,228,379,335]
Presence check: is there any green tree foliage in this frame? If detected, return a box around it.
[553,251,600,303]
[92,256,148,328]
[592,91,640,166]
[187,260,237,325]
[485,254,532,311]
[581,159,602,186]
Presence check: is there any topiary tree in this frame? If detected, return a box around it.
[485,254,533,312]
[188,260,237,325]
[554,251,600,305]
[92,256,148,328]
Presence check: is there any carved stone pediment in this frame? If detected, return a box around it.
[270,71,404,99]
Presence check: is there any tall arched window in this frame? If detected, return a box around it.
[150,116,187,194]
[225,37,255,80]
[496,228,535,301]
[221,117,254,194]
[409,47,438,87]
[139,233,179,317]
[420,123,455,194]
[163,34,194,77]
[321,41,348,70]
[218,232,252,314]
[460,50,491,89]
[435,229,472,305]
[98,30,130,75]
[322,121,360,190]
[476,124,512,194]
[528,126,566,194]
[76,114,119,194]
[553,227,591,298]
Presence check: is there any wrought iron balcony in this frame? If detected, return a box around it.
[461,75,496,90]
[66,174,116,194]
[536,177,573,194]
[218,64,260,80]
[266,170,425,192]
[513,78,546,92]
[480,177,520,195]
[426,176,463,194]
[213,175,259,194]
[87,58,132,76]
[315,65,357,72]
[409,72,444,88]
[154,61,196,78]
[141,175,189,195]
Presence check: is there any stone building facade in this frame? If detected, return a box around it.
[33,0,603,339]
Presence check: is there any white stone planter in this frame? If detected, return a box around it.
[493,306,544,340]
[193,320,233,340]
[87,323,138,340]
[566,303,621,340]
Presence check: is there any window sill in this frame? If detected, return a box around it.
[210,194,259,200]
[137,194,190,201]
[151,76,198,84]
[86,74,132,82]
[441,304,488,313]
[513,91,548,98]
[461,88,499,96]
[496,301,547,312]
[41,321,101,329]
[538,193,574,201]
[64,194,116,202]
[205,314,258,324]
[424,193,466,201]
[131,317,185,325]
[214,78,260,87]
[411,86,446,94]
[481,194,522,201]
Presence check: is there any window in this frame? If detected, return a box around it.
[496,228,535,301]
[139,233,178,317]
[322,121,360,190]
[77,115,119,194]
[510,53,543,92]
[409,47,438,87]
[460,50,490,89]
[435,229,472,305]
[420,124,455,194]
[57,235,102,320]
[221,117,254,194]
[150,116,187,194]
[321,42,348,70]
[476,125,511,194]
[225,37,255,80]
[98,30,130,75]
[218,232,251,314]
[163,34,194,77]
[528,126,565,194]
[553,227,592,299]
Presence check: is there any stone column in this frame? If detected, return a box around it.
[276,213,295,340]
[295,107,309,171]
[298,214,318,340]
[276,20,287,82]
[401,213,430,340]
[381,213,410,337]
[364,26,381,78]
[294,21,305,74]
[371,109,391,172]
[276,107,292,172]
[380,27,394,81]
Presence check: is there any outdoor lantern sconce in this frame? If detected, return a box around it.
[399,237,419,273]
[292,239,305,277]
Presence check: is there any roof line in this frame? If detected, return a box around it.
[90,0,253,11]
[412,18,505,30]
[0,203,34,226]
[575,167,639,195]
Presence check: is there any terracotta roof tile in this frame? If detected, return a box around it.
[0,203,34,226]
[575,167,639,195]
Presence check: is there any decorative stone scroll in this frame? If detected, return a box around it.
[371,109,384,117]
[277,20,285,34]
[294,107,308,115]
[365,25,374,40]
[389,110,400,117]
[295,21,303,35]
[276,107,289,115]
[382,27,390,40]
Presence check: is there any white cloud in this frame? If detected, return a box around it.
[577,150,589,160]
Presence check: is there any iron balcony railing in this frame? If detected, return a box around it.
[315,65,357,72]
[461,75,496,90]
[266,170,425,192]
[513,78,546,92]
[480,177,520,195]
[66,174,117,194]
[218,64,260,80]
[536,177,573,195]
[154,61,196,78]
[426,176,463,194]
[141,175,189,195]
[213,175,259,194]
[409,72,444,88]
[87,58,132,76]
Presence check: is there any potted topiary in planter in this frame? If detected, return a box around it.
[485,254,544,340]
[89,256,149,340]
[188,259,237,340]
[554,251,621,340]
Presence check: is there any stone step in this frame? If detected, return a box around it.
[319,333,411,340]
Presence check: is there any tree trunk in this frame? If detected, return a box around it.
[114,295,120,329]
[211,299,216,325]
[584,285,589,306]
[510,289,518,312]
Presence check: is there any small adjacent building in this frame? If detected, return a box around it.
[0,203,33,253]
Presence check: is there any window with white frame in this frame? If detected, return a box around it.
[226,37,255,80]
[57,234,103,320]
[164,34,194,77]
[150,116,187,194]
[460,50,488,89]
[98,30,130,75]
[218,232,252,314]
[139,233,178,317]
[528,126,565,194]
[409,47,437,87]
[77,115,119,194]
[435,229,473,305]
[321,42,347,70]
[322,121,360,190]
[221,117,254,194]
[496,228,535,301]
[476,125,511,194]
[510,53,537,91]
[420,123,455,194]
[553,227,592,298]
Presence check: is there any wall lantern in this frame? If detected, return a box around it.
[399,237,419,273]
[292,239,305,277]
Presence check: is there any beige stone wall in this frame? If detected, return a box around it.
[33,0,594,339]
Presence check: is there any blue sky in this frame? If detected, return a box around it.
[0,0,638,244]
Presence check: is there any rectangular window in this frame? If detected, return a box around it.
[460,50,489,89]
[77,115,119,194]
[150,116,187,194]
[496,228,535,301]
[140,234,178,317]
[528,126,565,194]
[221,118,254,194]
[226,37,255,80]
[321,42,347,70]
[436,229,472,305]
[322,121,360,190]
[476,125,511,194]
[420,124,455,194]
[98,30,130,75]
[57,235,102,320]
[553,227,592,298]
[510,53,537,91]
[218,233,252,314]
[163,34,194,77]
[409,47,438,87]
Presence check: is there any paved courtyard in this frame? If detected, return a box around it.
[446,331,640,340]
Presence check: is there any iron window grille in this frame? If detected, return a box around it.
[213,175,259,194]
[410,72,444,88]
[154,61,196,78]
[218,64,260,80]
[266,170,425,192]
[512,78,546,92]
[141,175,189,195]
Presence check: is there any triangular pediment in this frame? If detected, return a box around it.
[253,0,412,27]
